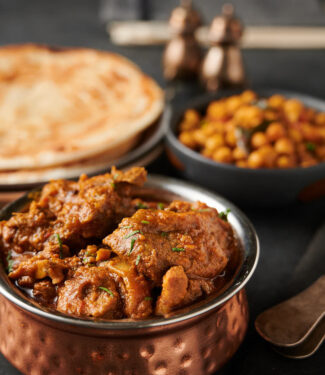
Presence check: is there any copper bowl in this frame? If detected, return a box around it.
[0,175,259,375]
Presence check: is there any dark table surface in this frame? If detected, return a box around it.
[0,1,325,374]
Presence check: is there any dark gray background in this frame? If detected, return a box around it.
[5,0,325,26]
[0,1,324,374]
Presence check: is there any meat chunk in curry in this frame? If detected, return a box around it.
[56,266,122,319]
[0,166,146,255]
[0,167,239,320]
[104,201,234,284]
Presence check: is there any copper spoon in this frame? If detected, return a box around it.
[255,276,325,348]
[272,314,325,359]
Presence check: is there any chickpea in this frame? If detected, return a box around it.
[224,120,235,132]
[213,147,233,163]
[315,112,325,126]
[288,128,303,143]
[251,132,269,149]
[267,94,285,109]
[236,160,248,168]
[201,123,216,136]
[247,150,264,169]
[241,90,257,104]
[316,145,325,161]
[211,121,226,133]
[180,120,197,132]
[202,147,214,158]
[192,129,207,146]
[266,122,286,142]
[179,132,196,149]
[233,147,247,160]
[301,123,321,142]
[318,127,325,142]
[264,109,277,122]
[233,105,263,128]
[296,143,311,161]
[179,91,324,170]
[274,137,295,155]
[301,108,315,122]
[205,134,225,150]
[259,145,277,168]
[301,159,317,168]
[246,106,264,127]
[276,155,296,169]
[207,101,227,120]
[284,99,303,122]
[225,129,237,147]
[226,96,242,113]
[289,107,303,121]
[184,109,200,125]
[297,149,315,165]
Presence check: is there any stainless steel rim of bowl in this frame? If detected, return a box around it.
[166,88,325,175]
[0,175,259,330]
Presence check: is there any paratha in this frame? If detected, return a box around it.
[0,143,163,186]
[0,134,140,185]
[0,44,164,170]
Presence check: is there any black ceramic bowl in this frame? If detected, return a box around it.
[165,89,325,206]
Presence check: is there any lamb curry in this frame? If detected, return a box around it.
[0,167,239,320]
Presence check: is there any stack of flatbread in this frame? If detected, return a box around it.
[0,44,164,185]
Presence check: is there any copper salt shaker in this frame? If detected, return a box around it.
[201,4,246,91]
[163,0,202,81]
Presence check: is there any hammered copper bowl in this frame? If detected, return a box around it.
[0,175,259,375]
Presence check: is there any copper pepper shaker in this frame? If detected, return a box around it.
[200,4,246,91]
[163,0,202,81]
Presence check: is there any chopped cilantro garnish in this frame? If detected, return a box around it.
[6,252,13,273]
[110,182,116,189]
[98,286,114,297]
[141,220,149,224]
[218,208,231,222]
[82,258,91,264]
[135,255,141,265]
[172,247,185,252]
[306,142,316,152]
[55,233,63,259]
[144,296,152,301]
[136,202,148,209]
[161,232,168,238]
[157,202,164,210]
[124,230,140,239]
[129,238,136,255]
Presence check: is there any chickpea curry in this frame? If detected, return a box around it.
[178,91,325,169]
[0,167,238,320]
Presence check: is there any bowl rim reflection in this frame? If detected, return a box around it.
[0,175,259,330]
[166,88,325,175]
